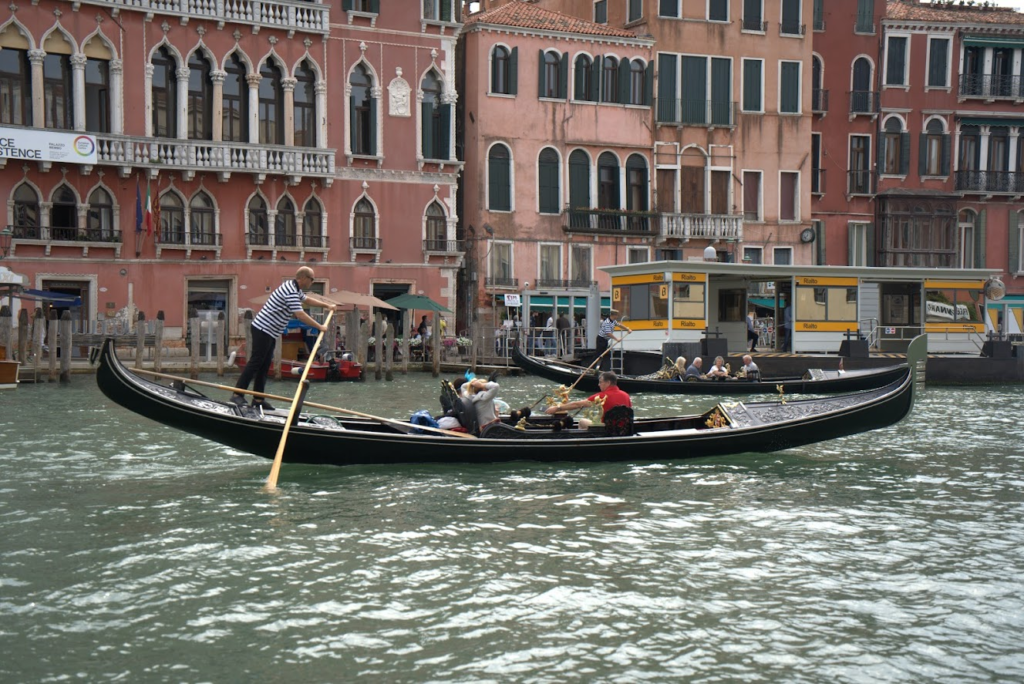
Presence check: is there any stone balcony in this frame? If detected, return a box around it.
[658,213,743,243]
[94,135,335,186]
[71,0,329,36]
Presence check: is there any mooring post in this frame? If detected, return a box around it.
[359,314,370,370]
[216,311,225,376]
[59,310,72,384]
[47,308,58,383]
[401,309,410,375]
[0,305,10,362]
[385,321,394,381]
[374,310,383,381]
[190,311,201,380]
[432,315,440,378]
[32,308,43,374]
[470,321,478,374]
[17,308,29,364]
[135,311,146,369]
[154,311,165,372]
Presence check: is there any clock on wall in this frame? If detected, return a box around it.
[800,228,816,243]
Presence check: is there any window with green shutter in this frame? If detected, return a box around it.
[1010,210,1022,274]
[742,59,762,112]
[657,53,677,123]
[886,36,907,86]
[488,144,511,212]
[780,61,800,113]
[855,0,874,33]
[568,149,591,223]
[928,38,949,87]
[594,0,607,24]
[681,56,706,124]
[711,58,731,125]
[709,0,727,22]
[659,0,679,18]
[538,148,560,214]
[574,54,595,102]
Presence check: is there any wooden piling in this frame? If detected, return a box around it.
[135,311,146,369]
[216,312,225,376]
[359,315,370,370]
[17,308,29,364]
[0,305,10,361]
[47,308,58,382]
[374,311,383,381]
[401,309,410,375]
[32,308,43,375]
[432,316,440,377]
[470,320,478,373]
[190,313,201,379]
[59,310,72,383]
[154,311,164,372]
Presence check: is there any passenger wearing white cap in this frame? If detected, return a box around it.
[596,308,630,371]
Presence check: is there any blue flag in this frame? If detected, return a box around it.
[134,178,143,234]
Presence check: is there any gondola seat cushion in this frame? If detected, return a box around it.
[603,405,634,436]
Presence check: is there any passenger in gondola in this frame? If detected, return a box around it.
[672,356,687,381]
[684,357,704,380]
[706,356,729,380]
[545,371,632,423]
[465,377,513,437]
[741,354,760,381]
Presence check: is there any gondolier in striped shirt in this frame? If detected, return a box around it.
[232,266,338,411]
[596,309,630,371]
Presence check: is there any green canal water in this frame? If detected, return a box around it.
[1,373,1023,683]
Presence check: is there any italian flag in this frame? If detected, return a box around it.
[143,181,154,236]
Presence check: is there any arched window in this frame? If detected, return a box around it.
[626,154,649,212]
[811,55,823,111]
[353,199,376,249]
[598,152,620,210]
[541,51,562,99]
[922,119,949,177]
[294,60,317,147]
[188,52,212,140]
[629,60,646,105]
[87,188,114,240]
[488,144,511,211]
[567,149,591,228]
[959,125,981,173]
[425,202,447,250]
[258,61,283,145]
[538,147,560,214]
[491,45,514,95]
[50,185,78,241]
[349,63,375,155]
[275,197,296,246]
[881,117,907,176]
[851,57,873,114]
[248,195,268,245]
[574,55,595,102]
[160,193,185,244]
[222,52,248,142]
[190,192,215,245]
[303,198,323,248]
[43,54,73,130]
[12,184,39,239]
[85,57,110,133]
[151,46,178,138]
[601,56,619,103]
[0,48,31,125]
[421,71,449,160]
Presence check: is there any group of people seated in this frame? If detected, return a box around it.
[666,355,760,382]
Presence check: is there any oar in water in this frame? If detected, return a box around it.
[130,367,477,440]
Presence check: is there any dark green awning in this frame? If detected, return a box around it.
[958,117,1024,128]
[963,35,1024,50]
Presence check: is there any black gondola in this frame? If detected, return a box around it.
[512,345,909,395]
[95,335,926,467]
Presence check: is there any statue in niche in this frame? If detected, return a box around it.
[388,67,411,118]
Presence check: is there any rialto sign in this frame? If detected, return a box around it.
[0,127,97,165]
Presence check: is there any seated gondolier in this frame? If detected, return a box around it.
[545,371,632,424]
[596,310,630,371]
[232,266,339,411]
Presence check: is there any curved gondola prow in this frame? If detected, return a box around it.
[904,333,927,413]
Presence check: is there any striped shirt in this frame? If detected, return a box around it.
[599,317,616,339]
[253,280,306,336]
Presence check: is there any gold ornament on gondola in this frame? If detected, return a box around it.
[776,384,786,405]
[582,394,606,423]
[546,384,572,407]
[704,408,728,428]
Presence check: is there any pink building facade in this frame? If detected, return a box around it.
[0,0,464,342]
[459,3,654,328]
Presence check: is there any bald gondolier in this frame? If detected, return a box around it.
[232,266,338,411]
[596,309,630,371]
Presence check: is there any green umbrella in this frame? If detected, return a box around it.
[384,293,452,313]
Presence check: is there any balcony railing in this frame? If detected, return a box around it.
[780,22,805,36]
[655,99,737,127]
[813,17,825,31]
[811,168,826,195]
[302,234,328,249]
[191,232,222,247]
[535,278,596,290]
[275,232,298,248]
[424,239,464,253]
[658,213,743,242]
[10,224,41,240]
[247,231,270,247]
[955,170,1024,194]
[484,276,518,289]
[742,17,767,31]
[50,226,122,243]
[565,207,658,235]
[959,74,1023,99]
[848,169,876,195]
[95,135,335,183]
[849,90,880,115]
[812,88,829,113]
[73,0,329,35]
[350,236,381,251]
[159,230,221,247]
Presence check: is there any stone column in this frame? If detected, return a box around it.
[176,66,190,139]
[315,81,327,148]
[109,59,124,134]
[144,64,155,137]
[70,53,87,131]
[28,49,45,129]
[40,202,52,241]
[281,77,296,147]
[979,126,990,172]
[210,69,226,141]
[247,72,261,144]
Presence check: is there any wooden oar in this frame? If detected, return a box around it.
[265,311,334,491]
[566,327,633,392]
[130,367,477,440]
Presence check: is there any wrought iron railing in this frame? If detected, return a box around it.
[302,234,328,248]
[49,226,122,243]
[534,278,595,289]
[780,22,805,36]
[848,169,876,195]
[423,239,463,253]
[959,74,1023,99]
[484,276,518,289]
[955,170,1024,194]
[564,207,658,235]
[350,236,381,250]
[742,18,767,31]
[812,88,829,113]
[191,232,222,247]
[849,90,880,115]
[9,224,41,240]
[811,168,826,195]
[655,99,737,127]
[275,232,298,247]
[247,231,271,247]
[658,213,743,241]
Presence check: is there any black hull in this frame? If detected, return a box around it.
[512,346,908,395]
[96,337,924,467]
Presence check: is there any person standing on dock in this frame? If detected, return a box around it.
[232,267,338,411]
[596,309,630,371]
